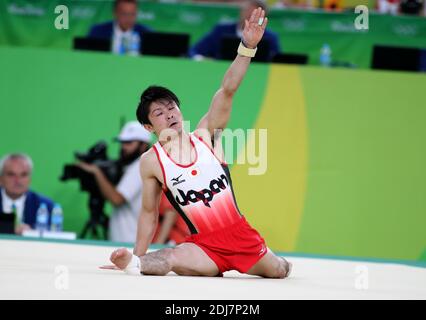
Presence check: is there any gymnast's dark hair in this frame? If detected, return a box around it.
[136,86,180,125]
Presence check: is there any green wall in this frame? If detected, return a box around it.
[298,67,426,260]
[0,46,425,262]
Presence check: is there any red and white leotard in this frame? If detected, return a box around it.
[152,133,243,235]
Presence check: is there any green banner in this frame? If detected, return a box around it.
[1,1,426,68]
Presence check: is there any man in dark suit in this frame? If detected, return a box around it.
[0,153,54,235]
[87,0,151,54]
[189,0,281,61]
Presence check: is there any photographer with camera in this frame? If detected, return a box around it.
[76,121,152,243]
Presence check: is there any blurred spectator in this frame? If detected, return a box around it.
[152,193,190,245]
[77,121,152,243]
[0,153,54,235]
[191,0,243,2]
[87,0,152,54]
[273,0,317,9]
[378,0,400,14]
[323,0,343,11]
[399,0,424,15]
[189,0,281,61]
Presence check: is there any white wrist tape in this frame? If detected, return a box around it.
[237,42,257,58]
[124,253,142,276]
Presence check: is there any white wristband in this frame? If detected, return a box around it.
[124,253,142,276]
[237,42,257,58]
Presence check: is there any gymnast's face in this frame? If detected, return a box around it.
[0,158,31,199]
[145,99,183,140]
